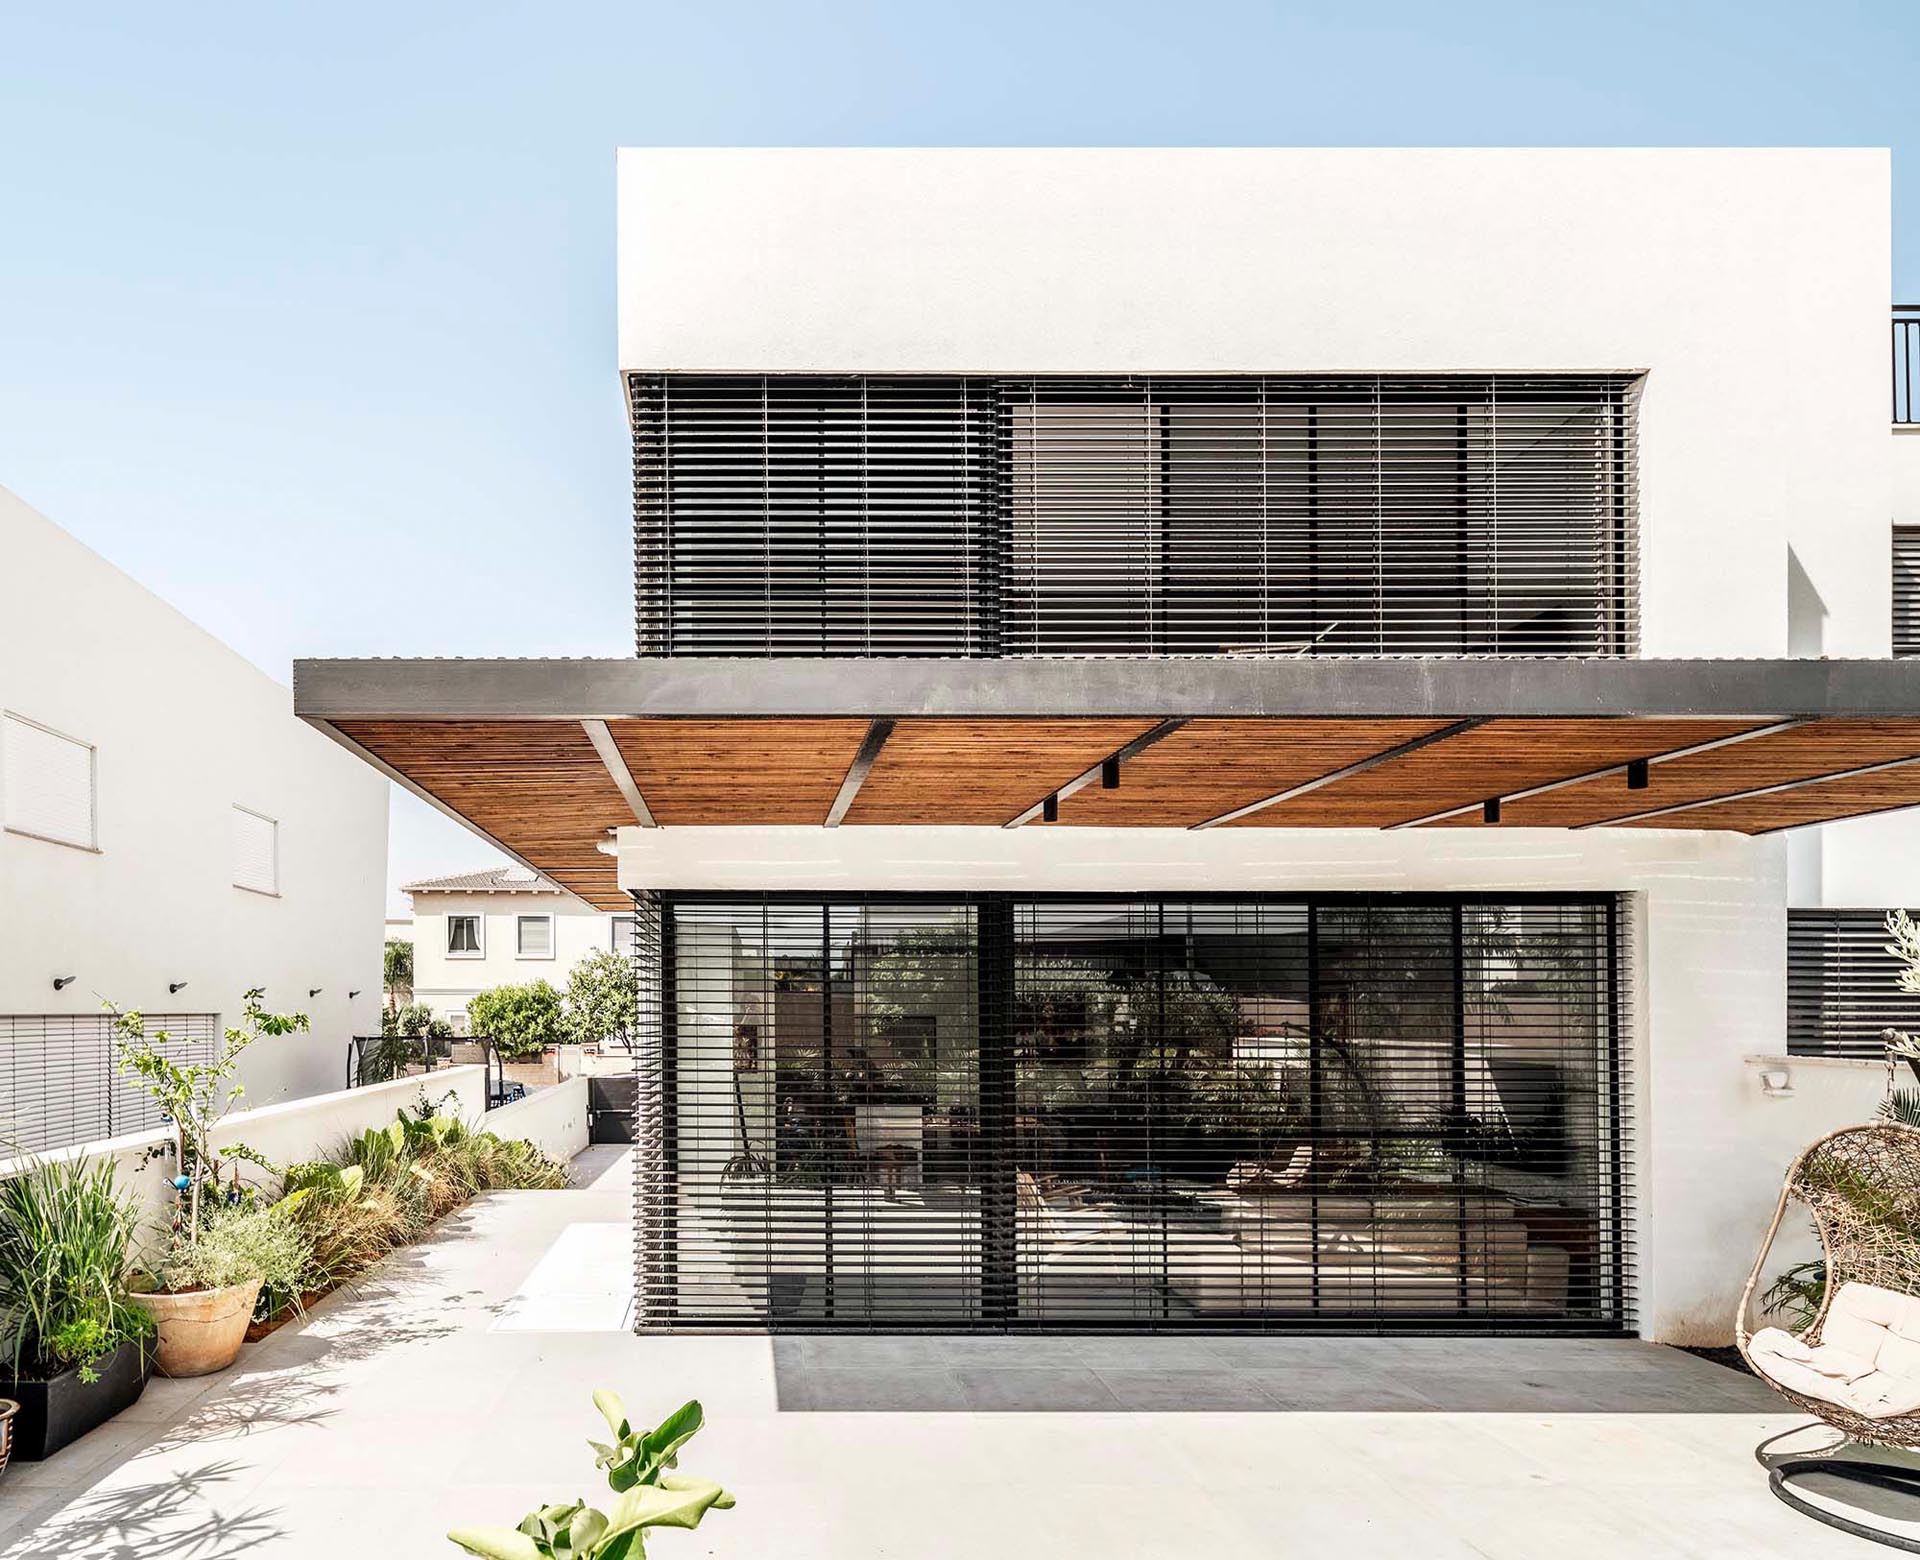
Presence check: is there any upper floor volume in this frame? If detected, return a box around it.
[631,371,1638,658]
[619,148,1894,662]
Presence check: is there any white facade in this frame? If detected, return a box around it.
[408,877,624,1029]
[0,485,387,1108]
[615,147,1911,1344]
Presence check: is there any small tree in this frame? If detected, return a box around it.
[567,948,639,1052]
[114,990,309,1239]
[466,980,565,1059]
[384,938,415,1014]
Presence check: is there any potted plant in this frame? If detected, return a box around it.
[0,1151,155,1460]
[136,1202,309,1376]
[114,990,308,1376]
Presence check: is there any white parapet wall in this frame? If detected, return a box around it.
[485,1075,590,1165]
[0,1067,492,1243]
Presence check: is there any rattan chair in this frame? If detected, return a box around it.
[1739,1123,1920,1446]
[1739,1123,1920,1551]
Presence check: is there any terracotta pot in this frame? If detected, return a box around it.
[0,1397,16,1478]
[133,1279,263,1377]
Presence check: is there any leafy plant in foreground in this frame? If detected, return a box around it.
[448,1391,732,1559]
[0,1152,152,1382]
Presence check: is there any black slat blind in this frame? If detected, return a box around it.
[0,1012,218,1153]
[1895,529,1920,658]
[631,374,1639,659]
[1788,909,1920,1059]
[643,893,1627,1333]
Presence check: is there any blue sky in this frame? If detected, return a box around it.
[2,1,1916,913]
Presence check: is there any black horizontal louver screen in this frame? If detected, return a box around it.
[1895,529,1920,658]
[632,376,998,656]
[1788,909,1920,1060]
[0,1013,218,1153]
[643,892,1628,1333]
[631,374,1638,658]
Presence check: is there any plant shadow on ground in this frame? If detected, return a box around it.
[4,1460,283,1560]
[0,1252,465,1559]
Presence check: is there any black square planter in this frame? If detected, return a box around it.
[5,1338,152,1461]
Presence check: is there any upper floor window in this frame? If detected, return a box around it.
[231,804,279,895]
[2,712,97,850]
[516,914,554,959]
[447,914,484,957]
[632,373,1639,659]
[1895,528,1920,657]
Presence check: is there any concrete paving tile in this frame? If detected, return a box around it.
[1240,1365,1443,1410]
[1094,1368,1280,1411]
[954,1366,1121,1411]
[777,1364,969,1411]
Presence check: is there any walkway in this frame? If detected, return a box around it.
[0,1149,1879,1558]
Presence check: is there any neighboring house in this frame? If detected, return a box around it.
[0,484,387,1148]
[404,867,628,1031]
[298,147,1920,1347]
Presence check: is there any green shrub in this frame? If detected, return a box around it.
[466,980,565,1059]
[0,1153,152,1381]
[152,1202,311,1315]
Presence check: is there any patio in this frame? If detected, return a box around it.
[0,1146,1886,1559]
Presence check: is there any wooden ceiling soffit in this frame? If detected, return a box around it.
[606,718,870,825]
[844,718,1165,826]
[1427,718,1920,831]
[1236,717,1773,828]
[331,719,628,909]
[1046,718,1457,829]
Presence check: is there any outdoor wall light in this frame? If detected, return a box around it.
[348,990,362,1000]
[1759,1066,1795,1098]
[1627,759,1650,791]
[1101,757,1121,790]
[1042,793,1059,823]
[1482,797,1502,824]
[169,981,189,994]
[52,975,76,991]
[309,988,323,999]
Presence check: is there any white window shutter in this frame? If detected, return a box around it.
[232,806,278,894]
[3,714,95,848]
[518,916,553,957]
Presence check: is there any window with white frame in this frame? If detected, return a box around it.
[231,805,278,894]
[612,914,636,955]
[517,914,555,959]
[2,712,96,850]
[447,915,484,957]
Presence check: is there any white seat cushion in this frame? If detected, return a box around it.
[1752,1281,1920,1419]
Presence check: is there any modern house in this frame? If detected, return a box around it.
[297,147,1920,1345]
[1,484,387,1149]
[404,865,631,1031]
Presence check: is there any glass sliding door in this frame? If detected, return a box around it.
[668,898,981,1327]
[660,892,1623,1332]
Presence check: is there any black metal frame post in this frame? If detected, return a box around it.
[978,894,1016,1324]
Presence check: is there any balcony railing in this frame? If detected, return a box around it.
[1898,307,1920,424]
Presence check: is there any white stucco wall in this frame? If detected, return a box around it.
[485,1074,590,1165]
[619,147,1891,659]
[410,890,620,1026]
[0,485,388,1106]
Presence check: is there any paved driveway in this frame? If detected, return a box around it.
[0,1148,1885,1559]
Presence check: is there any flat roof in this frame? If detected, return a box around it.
[294,657,1920,910]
